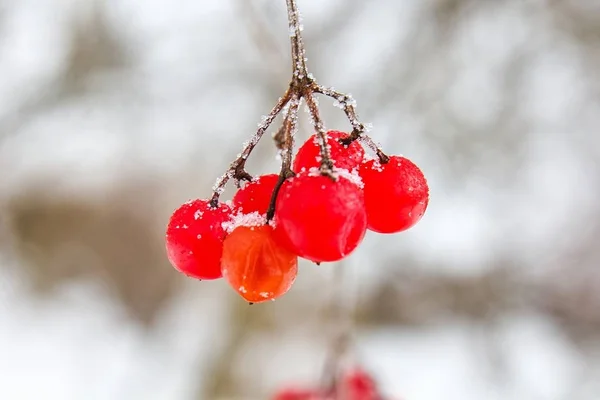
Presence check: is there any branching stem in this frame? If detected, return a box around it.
[210,0,386,206]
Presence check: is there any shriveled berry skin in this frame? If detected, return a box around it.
[293,130,365,172]
[165,199,232,280]
[274,172,367,262]
[359,156,429,233]
[232,173,279,215]
[221,225,298,303]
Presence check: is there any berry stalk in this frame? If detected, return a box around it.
[266,94,300,221]
[210,89,292,206]
[286,0,308,79]
[304,91,335,175]
[314,84,390,164]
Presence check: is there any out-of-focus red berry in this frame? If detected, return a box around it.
[271,388,325,400]
[342,368,380,400]
[165,199,232,280]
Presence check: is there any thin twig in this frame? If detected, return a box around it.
[314,84,390,163]
[286,0,308,79]
[304,91,335,175]
[266,94,300,221]
[210,89,292,206]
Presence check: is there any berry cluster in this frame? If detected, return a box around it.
[164,0,428,304]
[165,130,428,303]
[272,367,392,400]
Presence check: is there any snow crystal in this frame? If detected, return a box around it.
[221,211,266,233]
[306,166,321,177]
[239,286,247,294]
[363,152,377,162]
[194,210,204,220]
[335,168,364,188]
[196,234,202,239]
[182,224,188,229]
[369,160,384,172]
[305,166,363,188]
[259,292,271,299]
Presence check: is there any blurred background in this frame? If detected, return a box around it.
[1,0,599,399]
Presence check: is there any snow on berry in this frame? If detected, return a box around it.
[359,155,429,233]
[165,199,232,280]
[293,130,365,172]
[221,211,266,234]
[305,166,364,188]
[221,225,298,303]
[274,171,367,263]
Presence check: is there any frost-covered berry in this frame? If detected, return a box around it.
[293,130,364,172]
[221,225,298,303]
[232,173,279,215]
[274,170,367,262]
[165,199,232,280]
[359,155,429,233]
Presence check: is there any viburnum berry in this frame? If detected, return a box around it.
[293,130,365,172]
[342,368,381,400]
[271,388,325,400]
[274,169,367,263]
[232,173,280,215]
[221,224,298,303]
[165,199,232,280]
[359,155,429,234]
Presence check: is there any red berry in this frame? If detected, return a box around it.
[359,156,429,233]
[165,199,232,280]
[274,169,367,262]
[232,173,280,215]
[272,388,325,400]
[221,225,298,303]
[342,368,380,400]
[293,131,365,172]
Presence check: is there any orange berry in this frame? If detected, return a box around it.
[221,225,298,303]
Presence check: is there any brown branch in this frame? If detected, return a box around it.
[286,0,308,79]
[211,0,392,207]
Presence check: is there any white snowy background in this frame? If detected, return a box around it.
[1,0,599,399]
